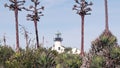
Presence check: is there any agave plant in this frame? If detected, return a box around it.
[23,0,44,49]
[5,0,25,52]
[73,0,92,56]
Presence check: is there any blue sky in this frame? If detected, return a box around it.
[0,0,120,52]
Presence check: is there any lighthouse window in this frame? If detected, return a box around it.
[58,47,60,50]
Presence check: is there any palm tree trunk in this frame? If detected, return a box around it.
[34,20,39,48]
[80,15,85,56]
[105,0,109,32]
[14,0,19,52]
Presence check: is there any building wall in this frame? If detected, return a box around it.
[51,41,64,53]
[72,48,80,54]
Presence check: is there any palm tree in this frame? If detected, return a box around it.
[23,0,44,48]
[73,0,92,56]
[4,0,25,52]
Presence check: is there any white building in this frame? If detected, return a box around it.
[72,48,80,54]
[51,32,80,54]
[51,32,65,53]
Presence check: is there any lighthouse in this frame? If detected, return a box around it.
[51,32,65,53]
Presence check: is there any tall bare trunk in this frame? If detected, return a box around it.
[25,31,29,49]
[80,15,85,56]
[15,0,19,52]
[105,0,109,32]
[34,20,39,48]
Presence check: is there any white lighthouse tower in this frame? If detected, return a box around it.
[51,32,65,53]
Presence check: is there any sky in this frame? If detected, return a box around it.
[0,0,120,52]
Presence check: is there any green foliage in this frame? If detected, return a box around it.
[1,30,120,68]
[0,46,14,67]
[90,55,105,68]
[56,53,82,68]
[4,48,57,68]
[91,30,117,54]
[110,46,120,64]
[0,46,83,68]
[89,30,120,68]
[99,31,117,47]
[36,49,57,68]
[64,47,72,53]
